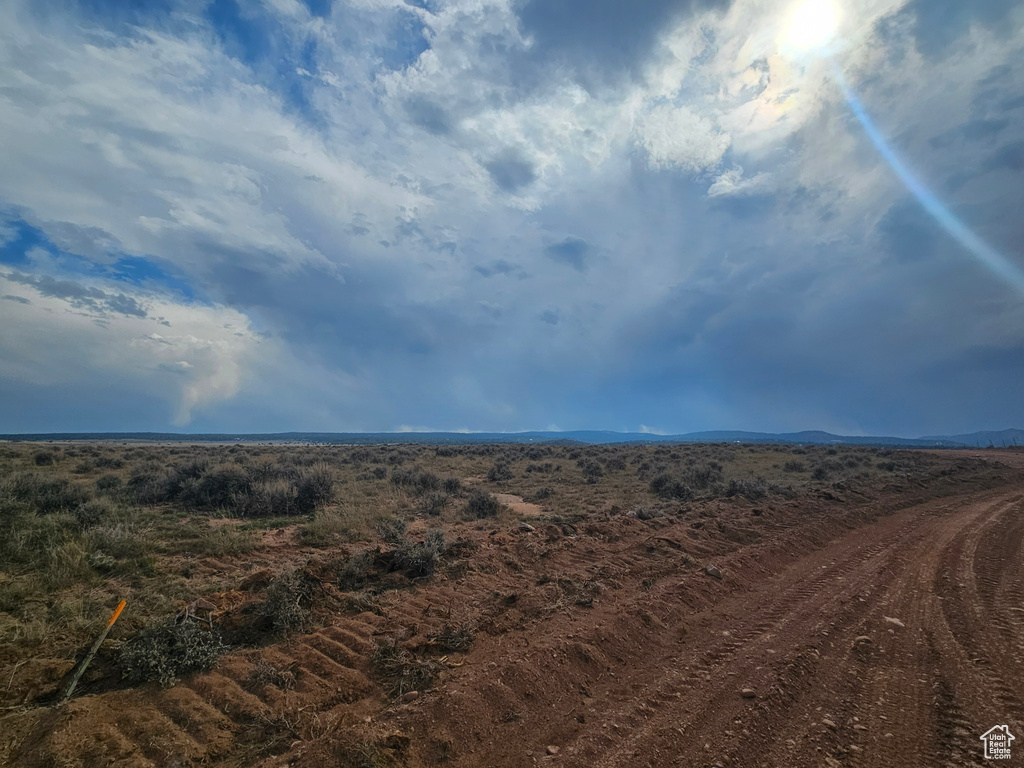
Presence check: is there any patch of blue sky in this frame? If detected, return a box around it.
[377,9,430,72]
[107,256,197,300]
[298,0,332,18]
[206,0,270,69]
[206,0,328,130]
[0,217,197,300]
[55,0,175,27]
[0,219,47,268]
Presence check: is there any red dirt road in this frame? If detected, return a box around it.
[555,488,1024,768]
[389,462,1024,768]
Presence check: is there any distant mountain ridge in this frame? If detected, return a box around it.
[918,428,1024,447]
[2,428,1021,447]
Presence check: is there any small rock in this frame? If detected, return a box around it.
[849,745,863,753]
[740,688,756,699]
[546,745,560,755]
[519,523,536,532]
[706,564,723,579]
[883,616,905,628]
[822,719,836,729]
[400,690,420,703]
[853,635,872,645]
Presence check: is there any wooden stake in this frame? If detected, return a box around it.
[57,599,126,704]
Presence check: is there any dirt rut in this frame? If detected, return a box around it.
[388,486,1024,768]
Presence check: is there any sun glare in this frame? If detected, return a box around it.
[786,0,838,52]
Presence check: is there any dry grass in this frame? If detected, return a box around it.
[0,439,944,676]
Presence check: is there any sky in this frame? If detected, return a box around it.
[0,0,1022,436]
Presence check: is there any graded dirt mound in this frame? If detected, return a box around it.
[2,450,1023,768]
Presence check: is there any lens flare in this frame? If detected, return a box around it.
[833,67,1024,293]
[787,0,838,51]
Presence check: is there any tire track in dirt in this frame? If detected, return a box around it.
[567,489,1024,768]
[572,507,950,767]
[386,486,1023,768]
[8,618,383,768]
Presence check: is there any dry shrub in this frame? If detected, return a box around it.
[466,490,500,518]
[391,530,446,578]
[649,473,693,500]
[119,617,228,687]
[427,622,475,653]
[370,636,440,697]
[259,570,317,633]
[246,659,296,691]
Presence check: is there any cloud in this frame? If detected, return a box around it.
[900,0,1020,59]
[475,260,526,278]
[544,236,589,271]
[706,167,773,197]
[540,309,560,325]
[0,0,1023,435]
[518,0,732,87]
[4,271,148,317]
[636,103,731,172]
[0,272,265,425]
[485,149,538,193]
[638,424,665,434]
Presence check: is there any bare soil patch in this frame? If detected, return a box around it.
[492,493,544,517]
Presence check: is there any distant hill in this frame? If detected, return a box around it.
[2,428,1017,447]
[919,428,1024,447]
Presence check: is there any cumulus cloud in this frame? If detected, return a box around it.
[545,236,590,271]
[0,273,265,425]
[636,103,731,172]
[706,167,773,197]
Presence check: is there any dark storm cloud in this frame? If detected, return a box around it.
[6,272,105,302]
[985,141,1024,173]
[708,193,776,219]
[208,261,470,364]
[40,220,122,261]
[404,97,454,136]
[540,309,560,325]
[901,0,1019,59]
[475,259,526,278]
[5,271,147,317]
[544,236,589,271]
[517,0,732,87]
[485,149,537,192]
[878,199,938,263]
[971,65,1024,115]
[104,292,148,318]
[928,118,1010,149]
